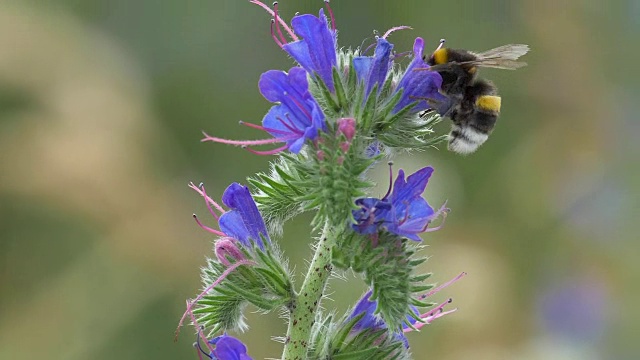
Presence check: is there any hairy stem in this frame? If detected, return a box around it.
[282,223,333,360]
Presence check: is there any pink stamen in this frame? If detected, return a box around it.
[324,1,336,31]
[195,345,204,360]
[239,121,295,136]
[277,115,303,134]
[175,259,256,339]
[193,214,226,236]
[382,26,412,39]
[270,20,283,48]
[244,144,289,155]
[249,1,298,41]
[272,2,288,45]
[382,162,394,199]
[287,95,313,119]
[419,272,467,300]
[404,298,453,332]
[396,202,411,226]
[391,51,412,60]
[188,182,226,214]
[201,131,285,146]
[198,184,219,221]
[421,202,450,233]
[187,301,215,354]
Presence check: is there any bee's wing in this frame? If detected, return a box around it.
[463,44,530,70]
[466,59,528,70]
[475,44,530,61]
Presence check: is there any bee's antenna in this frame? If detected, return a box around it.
[435,38,445,52]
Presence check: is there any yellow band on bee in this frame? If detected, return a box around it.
[433,48,448,64]
[476,95,501,112]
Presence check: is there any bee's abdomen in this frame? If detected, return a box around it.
[448,123,490,155]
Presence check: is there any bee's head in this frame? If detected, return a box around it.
[426,39,447,65]
[430,48,448,65]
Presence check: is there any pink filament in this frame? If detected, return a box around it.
[249,0,298,41]
[187,300,215,354]
[270,20,283,48]
[239,121,294,136]
[188,182,226,214]
[419,272,467,300]
[175,259,256,339]
[404,298,453,332]
[324,1,336,31]
[421,202,450,233]
[201,131,285,146]
[198,184,219,221]
[382,26,412,39]
[193,214,226,236]
[272,2,288,45]
[244,144,289,155]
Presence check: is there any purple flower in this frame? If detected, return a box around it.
[348,283,461,348]
[219,183,271,250]
[190,182,270,251]
[251,1,338,91]
[352,166,447,241]
[259,67,327,153]
[201,67,326,155]
[196,334,253,360]
[353,38,394,97]
[282,9,338,91]
[393,38,447,114]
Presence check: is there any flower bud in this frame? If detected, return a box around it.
[215,237,246,266]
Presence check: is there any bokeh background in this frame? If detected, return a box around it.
[1,0,638,359]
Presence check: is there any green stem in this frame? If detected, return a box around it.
[282,223,334,360]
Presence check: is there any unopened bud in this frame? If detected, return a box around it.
[337,117,356,142]
[215,237,245,266]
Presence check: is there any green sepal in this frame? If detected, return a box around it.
[333,67,348,109]
[360,83,379,131]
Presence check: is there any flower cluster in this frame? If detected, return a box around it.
[202,1,446,157]
[180,2,467,359]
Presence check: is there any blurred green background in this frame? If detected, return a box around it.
[1,0,638,359]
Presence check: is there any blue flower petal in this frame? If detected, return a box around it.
[352,57,373,83]
[283,9,337,91]
[219,183,270,249]
[210,335,253,360]
[258,67,326,153]
[393,38,446,114]
[390,167,434,204]
[353,38,393,96]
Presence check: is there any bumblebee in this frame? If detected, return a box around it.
[424,41,529,154]
[446,78,501,154]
